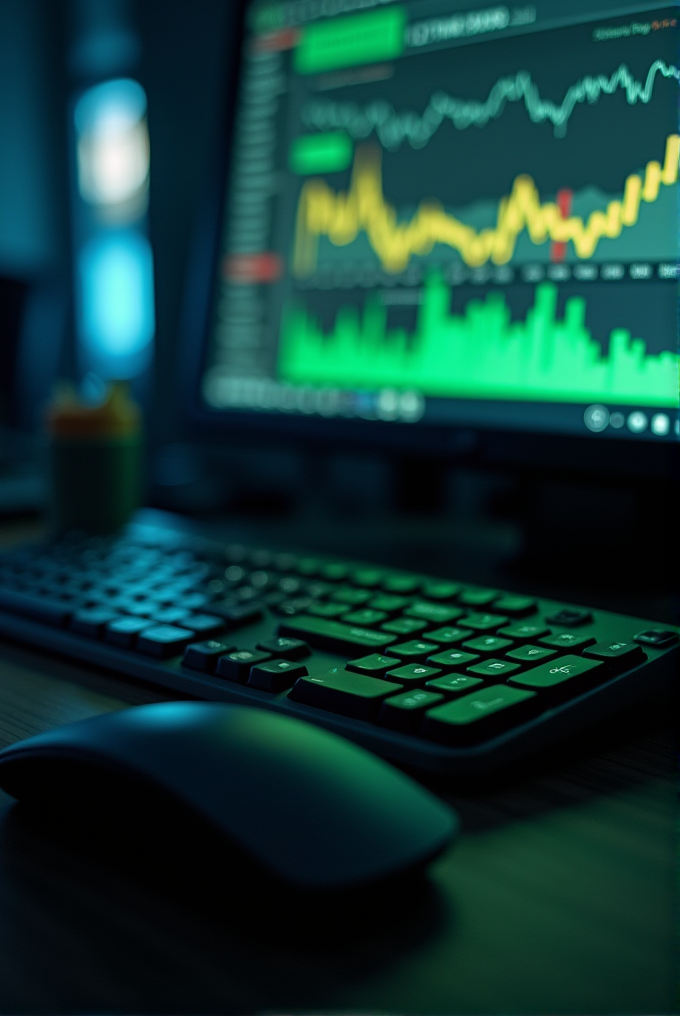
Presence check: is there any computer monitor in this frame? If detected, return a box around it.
[182,0,680,475]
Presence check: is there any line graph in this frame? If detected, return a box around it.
[292,134,680,275]
[301,59,680,148]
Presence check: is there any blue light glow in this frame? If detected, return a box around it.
[77,229,155,378]
[74,79,149,207]
[74,78,146,137]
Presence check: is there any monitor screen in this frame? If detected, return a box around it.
[196,0,680,445]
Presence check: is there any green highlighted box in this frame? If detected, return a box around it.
[295,6,406,75]
[289,132,353,175]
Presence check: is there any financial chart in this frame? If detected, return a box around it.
[203,0,680,437]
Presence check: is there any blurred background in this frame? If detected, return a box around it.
[0,0,675,621]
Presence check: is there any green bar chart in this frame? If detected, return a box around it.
[278,276,679,406]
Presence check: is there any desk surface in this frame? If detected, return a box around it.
[0,523,675,1015]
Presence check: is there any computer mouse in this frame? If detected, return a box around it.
[0,702,458,889]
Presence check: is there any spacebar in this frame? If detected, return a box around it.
[278,615,396,654]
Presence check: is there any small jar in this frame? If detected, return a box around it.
[46,382,142,535]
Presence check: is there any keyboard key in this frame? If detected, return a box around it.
[426,674,484,696]
[274,597,313,616]
[458,588,497,607]
[426,626,469,645]
[633,629,679,647]
[459,612,509,631]
[136,625,197,658]
[379,690,445,732]
[304,581,333,599]
[506,644,557,664]
[343,608,388,626]
[105,616,154,647]
[217,649,271,683]
[498,623,550,642]
[208,602,264,627]
[331,587,372,606]
[223,565,246,586]
[405,601,463,624]
[367,594,410,615]
[182,640,235,673]
[278,615,396,654]
[539,632,596,651]
[296,557,322,577]
[463,636,514,655]
[423,685,536,743]
[388,640,439,660]
[176,592,211,611]
[256,636,310,660]
[249,549,273,569]
[385,663,441,684]
[289,670,401,720]
[352,568,385,589]
[115,597,161,617]
[184,614,225,636]
[420,581,462,601]
[249,570,274,590]
[272,552,298,572]
[492,595,537,617]
[345,653,400,676]
[150,607,192,625]
[381,617,428,635]
[545,608,592,627]
[278,576,303,596]
[583,641,646,670]
[467,658,521,678]
[509,655,603,691]
[382,575,421,594]
[70,607,122,637]
[320,563,351,582]
[0,588,73,626]
[306,601,351,618]
[427,649,479,668]
[247,658,308,692]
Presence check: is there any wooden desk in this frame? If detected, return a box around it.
[0,637,674,1015]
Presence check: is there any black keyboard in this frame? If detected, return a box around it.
[0,511,676,774]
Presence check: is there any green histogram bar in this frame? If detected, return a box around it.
[278,277,680,407]
[294,6,406,75]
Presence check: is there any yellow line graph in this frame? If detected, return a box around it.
[292,134,680,276]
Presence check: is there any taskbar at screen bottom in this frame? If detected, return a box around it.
[201,373,679,442]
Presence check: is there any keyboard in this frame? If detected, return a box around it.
[0,510,676,774]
